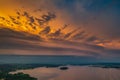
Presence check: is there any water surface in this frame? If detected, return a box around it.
[12,66,120,80]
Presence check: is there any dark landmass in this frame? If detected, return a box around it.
[59,66,69,70]
[89,63,120,69]
[0,64,38,80]
[0,64,65,80]
[0,64,62,73]
[0,72,37,80]
[0,63,120,73]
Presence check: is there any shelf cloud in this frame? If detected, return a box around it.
[0,0,120,61]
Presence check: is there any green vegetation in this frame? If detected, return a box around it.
[0,64,60,80]
[0,64,61,73]
[0,72,37,80]
[0,64,39,80]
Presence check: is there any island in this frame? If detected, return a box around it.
[59,66,69,70]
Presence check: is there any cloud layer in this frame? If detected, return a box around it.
[0,0,120,62]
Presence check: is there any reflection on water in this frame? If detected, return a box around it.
[12,66,120,80]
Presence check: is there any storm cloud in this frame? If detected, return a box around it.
[0,0,120,62]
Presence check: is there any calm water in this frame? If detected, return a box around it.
[12,66,120,80]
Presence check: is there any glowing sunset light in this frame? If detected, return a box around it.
[0,0,120,62]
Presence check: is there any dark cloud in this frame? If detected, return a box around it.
[53,0,120,40]
[0,28,42,41]
[0,17,5,20]
[0,0,120,61]
[39,26,51,35]
[86,36,98,42]
[41,12,56,23]
[48,29,63,40]
[72,31,86,40]
[0,28,120,61]
[0,28,99,56]
[34,12,56,26]
[9,16,21,25]
[35,18,44,25]
[64,29,78,39]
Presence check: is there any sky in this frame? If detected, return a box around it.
[0,0,120,61]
